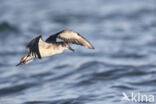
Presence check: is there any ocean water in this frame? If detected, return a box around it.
[0,0,156,104]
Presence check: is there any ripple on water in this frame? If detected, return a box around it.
[0,0,156,104]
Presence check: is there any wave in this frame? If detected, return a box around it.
[0,21,18,33]
[0,82,37,97]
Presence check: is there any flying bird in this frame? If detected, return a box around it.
[16,30,94,66]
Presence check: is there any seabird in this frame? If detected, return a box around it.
[16,30,94,66]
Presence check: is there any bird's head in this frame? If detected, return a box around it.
[16,55,34,66]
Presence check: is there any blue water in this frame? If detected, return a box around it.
[0,0,156,104]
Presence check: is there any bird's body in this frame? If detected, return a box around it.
[16,30,94,66]
[38,41,69,57]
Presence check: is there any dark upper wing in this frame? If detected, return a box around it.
[45,31,63,43]
[46,30,95,49]
[26,35,41,59]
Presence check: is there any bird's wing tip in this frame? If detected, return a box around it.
[88,46,95,49]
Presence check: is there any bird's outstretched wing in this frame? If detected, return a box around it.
[46,30,95,49]
[46,31,62,42]
[26,35,42,59]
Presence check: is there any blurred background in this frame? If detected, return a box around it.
[0,0,156,104]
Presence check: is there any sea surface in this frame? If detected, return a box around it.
[0,0,156,104]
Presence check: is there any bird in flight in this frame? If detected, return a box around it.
[16,30,95,66]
